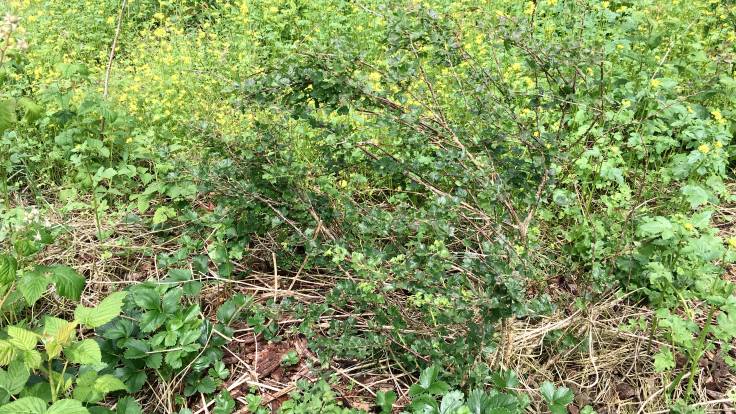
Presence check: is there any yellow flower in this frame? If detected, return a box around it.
[728,237,736,249]
[616,44,624,50]
[524,77,534,88]
[698,144,711,154]
[511,62,522,72]
[125,137,133,144]
[106,16,115,25]
[711,109,726,125]
[547,0,558,5]
[715,141,723,149]
[684,223,694,232]
[687,106,694,114]
[533,131,540,138]
[622,99,631,108]
[368,72,381,82]
[154,12,165,20]
[524,1,536,15]
[650,79,661,88]
[153,27,167,38]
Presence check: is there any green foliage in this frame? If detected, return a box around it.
[1,0,736,412]
[279,380,362,414]
[0,290,126,412]
[404,366,531,414]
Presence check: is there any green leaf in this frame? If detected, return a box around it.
[653,349,675,372]
[65,339,102,365]
[7,326,38,351]
[0,340,16,366]
[419,365,440,389]
[638,216,675,240]
[539,381,556,403]
[18,270,50,305]
[116,397,143,414]
[213,391,236,414]
[131,287,160,310]
[161,288,182,314]
[0,99,17,134]
[0,360,30,395]
[0,396,46,414]
[682,184,710,209]
[17,98,42,122]
[50,266,85,301]
[94,374,126,394]
[376,390,396,413]
[74,291,127,328]
[48,399,89,414]
[439,390,464,414]
[0,255,18,285]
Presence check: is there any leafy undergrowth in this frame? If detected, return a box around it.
[1,0,736,413]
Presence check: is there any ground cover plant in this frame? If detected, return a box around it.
[1,0,736,412]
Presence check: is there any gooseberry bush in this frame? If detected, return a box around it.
[1,0,736,412]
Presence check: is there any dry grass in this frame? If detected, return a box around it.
[14,190,735,414]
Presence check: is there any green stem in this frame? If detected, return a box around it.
[647,313,658,355]
[85,166,103,240]
[685,305,716,402]
[48,359,56,403]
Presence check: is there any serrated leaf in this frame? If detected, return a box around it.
[8,326,38,351]
[213,390,235,414]
[0,255,18,285]
[0,360,30,395]
[131,287,160,310]
[540,381,556,402]
[48,399,89,414]
[439,390,464,414]
[17,98,42,122]
[65,339,101,365]
[94,374,126,394]
[18,271,50,305]
[0,99,17,134]
[74,291,127,328]
[638,216,675,240]
[42,316,70,337]
[116,396,143,414]
[682,184,710,209]
[50,265,85,301]
[376,390,396,413]
[653,349,675,372]
[0,340,15,366]
[0,396,46,414]
[19,350,42,370]
[45,320,78,360]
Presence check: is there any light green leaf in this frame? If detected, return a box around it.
[7,326,38,351]
[0,255,18,286]
[18,271,50,306]
[0,99,17,134]
[94,374,126,394]
[65,339,101,365]
[48,399,89,414]
[50,265,85,301]
[653,349,675,372]
[0,340,16,366]
[0,396,46,414]
[0,360,30,395]
[638,216,675,240]
[74,291,127,328]
[682,184,710,209]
